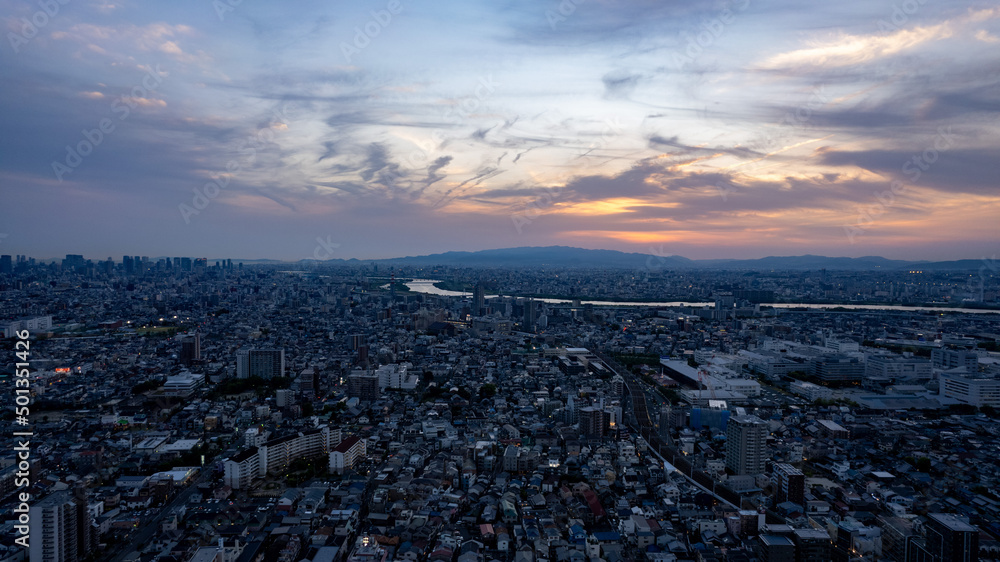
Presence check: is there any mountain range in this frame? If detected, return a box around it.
[259,246,989,270]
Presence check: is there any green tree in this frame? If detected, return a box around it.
[479,384,497,400]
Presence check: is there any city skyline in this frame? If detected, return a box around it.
[2,0,998,261]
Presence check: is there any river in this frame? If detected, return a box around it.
[404,279,1000,314]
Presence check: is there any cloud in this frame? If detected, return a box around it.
[602,70,642,99]
[760,8,1000,70]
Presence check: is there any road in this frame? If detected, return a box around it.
[106,434,241,562]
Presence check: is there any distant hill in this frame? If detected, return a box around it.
[373,246,694,269]
[220,246,980,270]
[693,254,919,270]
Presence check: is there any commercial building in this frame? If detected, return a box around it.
[932,349,980,372]
[939,371,1000,408]
[163,372,205,396]
[1,315,53,338]
[810,355,864,385]
[789,381,832,402]
[865,354,932,380]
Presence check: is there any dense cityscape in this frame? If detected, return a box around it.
[2,254,999,562]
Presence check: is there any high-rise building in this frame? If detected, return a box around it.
[179,333,201,366]
[347,334,364,350]
[926,513,979,562]
[714,293,735,321]
[611,375,625,397]
[772,463,805,506]
[579,406,609,439]
[29,490,92,562]
[523,299,537,331]
[878,516,917,562]
[726,415,768,475]
[346,372,380,401]
[61,254,86,272]
[236,349,285,379]
[0,255,12,274]
[473,283,485,315]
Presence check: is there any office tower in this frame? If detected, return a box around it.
[473,282,485,315]
[62,254,85,272]
[180,257,192,271]
[523,298,536,331]
[179,333,201,366]
[236,349,285,379]
[926,513,979,562]
[726,415,768,475]
[29,490,92,562]
[0,255,11,274]
[772,463,805,505]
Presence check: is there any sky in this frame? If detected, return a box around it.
[1,0,998,261]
